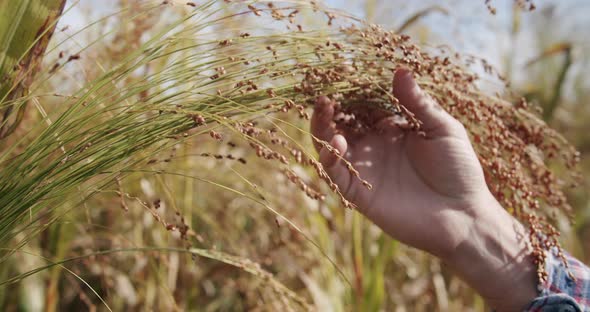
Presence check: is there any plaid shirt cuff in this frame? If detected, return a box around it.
[525,250,590,311]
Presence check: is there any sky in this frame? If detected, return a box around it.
[325,1,588,67]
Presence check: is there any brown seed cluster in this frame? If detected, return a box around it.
[231,119,359,209]
[283,168,325,201]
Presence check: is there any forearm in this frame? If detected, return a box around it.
[443,193,538,311]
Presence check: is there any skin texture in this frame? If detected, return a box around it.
[311,68,538,311]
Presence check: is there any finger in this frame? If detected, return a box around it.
[311,96,336,151]
[393,68,461,137]
[319,134,352,197]
[319,134,347,168]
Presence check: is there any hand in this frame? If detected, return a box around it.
[312,68,487,258]
[311,68,537,311]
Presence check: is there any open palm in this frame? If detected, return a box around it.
[311,69,491,258]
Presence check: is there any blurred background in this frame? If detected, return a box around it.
[2,0,589,311]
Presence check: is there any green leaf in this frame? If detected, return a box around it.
[0,0,66,139]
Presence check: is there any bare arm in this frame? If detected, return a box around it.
[311,68,537,311]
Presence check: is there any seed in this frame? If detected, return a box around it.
[219,39,232,46]
[49,63,60,74]
[209,130,223,141]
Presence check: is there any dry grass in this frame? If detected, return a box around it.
[0,0,586,311]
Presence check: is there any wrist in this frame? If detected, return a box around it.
[442,192,538,311]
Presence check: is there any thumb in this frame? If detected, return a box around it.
[393,68,461,136]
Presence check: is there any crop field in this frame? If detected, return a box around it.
[0,0,588,311]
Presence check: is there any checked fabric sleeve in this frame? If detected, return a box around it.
[526,251,590,312]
